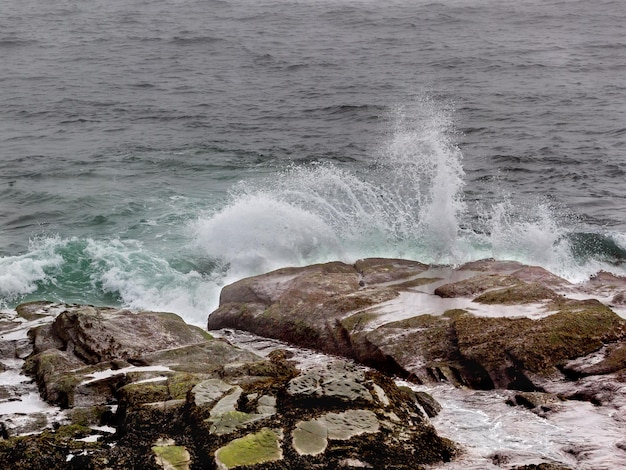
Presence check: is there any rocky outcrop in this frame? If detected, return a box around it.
[208,258,626,393]
[0,301,457,469]
[24,303,261,410]
[3,258,626,469]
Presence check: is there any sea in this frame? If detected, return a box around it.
[1,0,625,465]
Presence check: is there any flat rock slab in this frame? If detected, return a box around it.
[214,428,284,469]
[292,409,380,456]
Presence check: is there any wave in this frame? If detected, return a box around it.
[191,97,626,284]
[2,97,625,324]
[0,236,219,325]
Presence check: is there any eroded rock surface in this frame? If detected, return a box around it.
[0,301,456,469]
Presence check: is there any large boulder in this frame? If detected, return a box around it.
[208,259,427,357]
[208,259,626,392]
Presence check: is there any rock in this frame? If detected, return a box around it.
[292,410,379,456]
[0,424,104,470]
[286,361,373,403]
[1,301,457,469]
[112,357,457,469]
[510,391,562,413]
[44,306,212,363]
[24,304,263,409]
[434,273,520,298]
[209,259,626,392]
[354,258,430,285]
[152,438,191,470]
[208,260,424,356]
[215,428,284,469]
[562,342,626,378]
[511,462,572,470]
[414,390,443,417]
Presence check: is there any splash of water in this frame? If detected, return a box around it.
[0,236,64,303]
[380,99,467,260]
[192,98,469,276]
[3,97,626,321]
[0,236,218,325]
[191,96,626,290]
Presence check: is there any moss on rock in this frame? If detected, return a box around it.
[214,428,283,469]
[473,281,559,304]
[152,439,191,470]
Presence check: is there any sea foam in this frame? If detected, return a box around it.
[2,98,625,321]
[191,97,626,291]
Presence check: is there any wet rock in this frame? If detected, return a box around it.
[209,260,441,349]
[0,424,105,470]
[511,462,572,470]
[434,273,519,298]
[292,410,379,456]
[287,361,373,403]
[152,438,191,470]
[557,374,626,407]
[510,391,562,413]
[434,271,562,304]
[563,342,626,377]
[112,358,456,469]
[2,301,457,469]
[458,259,526,272]
[581,271,626,303]
[44,305,211,363]
[209,259,626,393]
[24,304,264,410]
[412,390,443,417]
[353,258,430,285]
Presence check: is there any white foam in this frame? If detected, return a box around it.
[364,290,552,330]
[0,245,63,301]
[83,238,220,325]
[90,424,116,434]
[132,376,169,385]
[77,434,102,442]
[79,365,172,386]
[414,384,626,470]
[0,391,58,415]
[0,367,32,386]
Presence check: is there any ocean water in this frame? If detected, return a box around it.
[1,0,626,326]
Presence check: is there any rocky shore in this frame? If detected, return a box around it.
[1,258,626,469]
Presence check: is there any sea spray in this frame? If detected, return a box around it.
[0,236,64,305]
[192,97,470,275]
[379,99,466,261]
[0,236,219,325]
[3,98,626,321]
[191,190,342,278]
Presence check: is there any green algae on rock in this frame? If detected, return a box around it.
[215,428,283,469]
[152,438,191,470]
